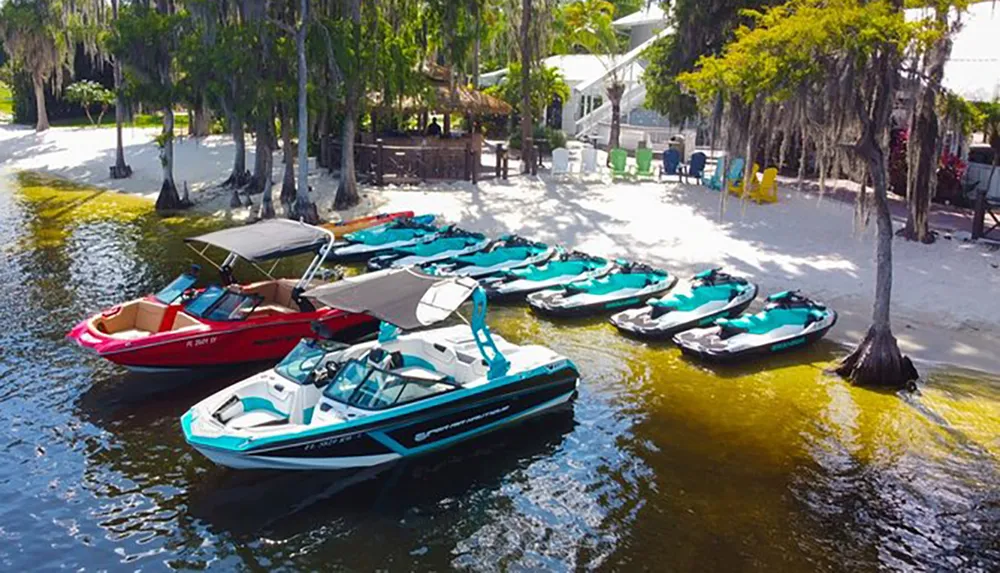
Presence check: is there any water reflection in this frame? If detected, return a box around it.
[2,172,1000,571]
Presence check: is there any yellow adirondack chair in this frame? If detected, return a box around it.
[729,162,759,196]
[750,168,779,203]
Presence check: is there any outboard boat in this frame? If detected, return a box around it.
[181,268,579,470]
[610,269,758,339]
[481,251,613,301]
[366,227,489,271]
[527,261,676,317]
[329,215,438,262]
[673,291,836,363]
[321,211,415,237]
[429,235,556,278]
[67,220,378,371]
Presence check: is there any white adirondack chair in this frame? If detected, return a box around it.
[551,147,570,177]
[580,146,598,176]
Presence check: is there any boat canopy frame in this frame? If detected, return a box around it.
[304,268,510,379]
[184,220,336,289]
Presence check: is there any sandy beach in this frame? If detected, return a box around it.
[2,123,999,374]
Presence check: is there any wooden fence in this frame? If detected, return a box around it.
[319,136,509,186]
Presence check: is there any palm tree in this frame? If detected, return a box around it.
[0,0,73,132]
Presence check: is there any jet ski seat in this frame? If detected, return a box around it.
[717,307,827,339]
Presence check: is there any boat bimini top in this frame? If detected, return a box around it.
[184,219,336,294]
[305,268,511,379]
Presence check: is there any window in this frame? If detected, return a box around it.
[154,273,198,304]
[275,340,328,384]
[322,359,454,410]
[183,286,260,321]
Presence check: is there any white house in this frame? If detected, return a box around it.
[480,4,696,155]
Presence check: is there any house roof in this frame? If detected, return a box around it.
[612,4,667,29]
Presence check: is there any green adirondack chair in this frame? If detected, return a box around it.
[635,148,655,179]
[610,148,630,180]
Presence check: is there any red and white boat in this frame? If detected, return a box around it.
[67,220,378,371]
[320,211,414,237]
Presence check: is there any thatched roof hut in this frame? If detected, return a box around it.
[370,62,512,116]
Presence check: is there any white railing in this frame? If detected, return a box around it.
[574,82,647,136]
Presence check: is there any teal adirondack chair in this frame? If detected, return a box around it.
[705,157,727,190]
[610,148,630,180]
[722,157,746,192]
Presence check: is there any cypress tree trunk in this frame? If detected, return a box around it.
[903,6,950,244]
[110,0,131,179]
[253,112,276,218]
[519,0,533,174]
[292,0,318,223]
[32,76,50,132]
[334,0,362,211]
[155,107,185,211]
[607,81,624,152]
[280,106,296,210]
[836,33,918,389]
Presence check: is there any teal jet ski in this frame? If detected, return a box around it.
[527,261,676,317]
[610,269,758,339]
[430,235,556,278]
[367,227,489,271]
[673,291,836,363]
[481,251,613,301]
[329,215,438,262]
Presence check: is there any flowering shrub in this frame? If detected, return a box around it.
[888,129,908,196]
[935,152,967,205]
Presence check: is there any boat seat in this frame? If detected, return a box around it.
[114,328,152,340]
[228,410,288,429]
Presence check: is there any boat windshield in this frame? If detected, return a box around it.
[322,359,454,410]
[275,340,328,384]
[154,272,198,304]
[183,286,261,321]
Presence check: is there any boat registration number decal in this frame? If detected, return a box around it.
[414,405,511,443]
[771,337,806,351]
[303,434,358,451]
[186,336,218,348]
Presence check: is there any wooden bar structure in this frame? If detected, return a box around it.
[320,134,508,186]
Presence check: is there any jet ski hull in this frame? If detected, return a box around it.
[673,310,837,363]
[183,365,578,470]
[610,282,758,339]
[527,276,677,318]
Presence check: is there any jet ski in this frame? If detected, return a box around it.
[673,290,836,363]
[328,215,438,262]
[429,235,556,279]
[609,269,758,339]
[527,261,676,317]
[181,268,579,470]
[366,227,489,271]
[481,251,613,301]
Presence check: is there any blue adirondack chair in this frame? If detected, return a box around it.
[679,152,707,184]
[662,148,681,179]
[705,156,727,190]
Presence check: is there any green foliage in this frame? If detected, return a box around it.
[508,124,567,151]
[64,80,114,124]
[485,63,570,122]
[0,80,12,116]
[937,91,984,139]
[973,100,1000,153]
[678,0,916,105]
[642,0,780,121]
[0,0,73,90]
[109,2,184,109]
[554,0,626,55]
[642,35,699,122]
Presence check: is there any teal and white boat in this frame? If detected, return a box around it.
[481,251,613,301]
[329,215,439,262]
[181,268,579,470]
[430,235,556,279]
[673,291,836,362]
[366,227,489,271]
[527,261,676,317]
[610,269,757,338]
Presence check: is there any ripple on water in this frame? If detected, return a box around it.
[1,172,1000,571]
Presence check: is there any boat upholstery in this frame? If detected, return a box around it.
[240,279,323,312]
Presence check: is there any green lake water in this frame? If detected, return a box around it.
[1,172,999,571]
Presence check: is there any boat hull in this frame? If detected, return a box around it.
[321,211,414,237]
[673,311,838,363]
[68,307,378,371]
[185,366,578,470]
